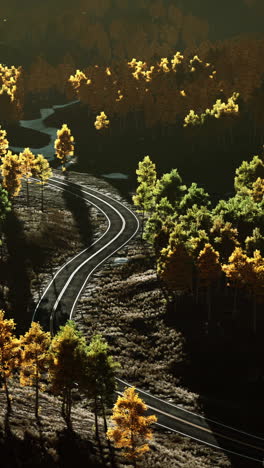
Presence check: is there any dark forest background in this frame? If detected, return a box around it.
[1,0,264,196]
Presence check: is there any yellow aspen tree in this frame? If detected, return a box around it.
[49,321,87,427]
[0,310,21,411]
[107,387,157,468]
[133,156,157,236]
[250,177,264,202]
[222,247,250,316]
[157,241,193,297]
[0,126,8,158]
[79,335,120,438]
[210,218,240,262]
[94,111,110,130]
[54,123,74,171]
[196,243,222,321]
[31,154,52,211]
[0,151,24,197]
[20,322,51,418]
[19,147,36,205]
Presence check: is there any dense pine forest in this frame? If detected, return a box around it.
[0,1,263,467]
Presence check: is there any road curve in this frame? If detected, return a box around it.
[33,175,264,466]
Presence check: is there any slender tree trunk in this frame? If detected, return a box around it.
[62,389,66,418]
[101,398,108,433]
[35,374,39,419]
[130,427,137,468]
[3,375,11,411]
[141,209,145,240]
[41,184,44,212]
[68,388,72,422]
[94,394,99,439]
[26,179,29,206]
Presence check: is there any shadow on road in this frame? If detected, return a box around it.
[62,173,94,247]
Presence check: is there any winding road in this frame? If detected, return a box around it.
[32,175,264,466]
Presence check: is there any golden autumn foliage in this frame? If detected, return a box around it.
[94,111,110,130]
[184,92,239,127]
[31,154,52,211]
[251,177,264,202]
[196,243,222,287]
[19,147,36,205]
[247,250,264,302]
[0,151,24,197]
[20,322,51,418]
[158,242,193,294]
[49,321,88,424]
[107,387,157,464]
[54,124,74,171]
[0,64,24,123]
[222,247,249,290]
[0,310,21,410]
[210,219,240,262]
[0,126,9,158]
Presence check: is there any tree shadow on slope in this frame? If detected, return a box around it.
[61,173,94,248]
[164,296,264,468]
[3,210,34,335]
[55,428,104,468]
[0,426,104,468]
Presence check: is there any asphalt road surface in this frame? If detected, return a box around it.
[33,175,264,466]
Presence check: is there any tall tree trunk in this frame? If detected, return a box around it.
[41,184,44,212]
[3,375,11,411]
[141,209,145,240]
[94,394,99,439]
[62,389,66,418]
[101,398,108,433]
[68,388,72,422]
[26,179,29,206]
[35,374,39,419]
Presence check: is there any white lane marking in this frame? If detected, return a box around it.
[47,179,127,316]
[32,176,139,330]
[50,176,140,230]
[115,390,262,463]
[48,176,139,319]
[155,422,262,465]
[31,180,111,322]
[69,206,140,319]
[115,389,264,454]
[50,206,125,320]
[116,377,264,442]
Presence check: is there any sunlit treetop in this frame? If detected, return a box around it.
[94,111,110,130]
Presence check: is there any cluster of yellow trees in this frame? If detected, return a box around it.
[0,122,78,207]
[133,155,264,330]
[0,64,24,123]
[0,313,156,465]
[0,143,52,209]
[68,52,241,131]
